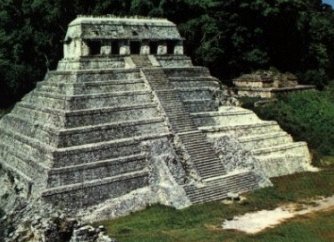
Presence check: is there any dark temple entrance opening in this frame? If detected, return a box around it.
[150,41,158,54]
[167,40,176,55]
[130,41,141,54]
[88,41,101,55]
[111,41,120,55]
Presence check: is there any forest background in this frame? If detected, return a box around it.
[1,0,334,108]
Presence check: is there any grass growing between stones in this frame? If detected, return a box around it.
[98,163,334,242]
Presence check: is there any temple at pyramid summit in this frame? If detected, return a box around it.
[0,16,316,215]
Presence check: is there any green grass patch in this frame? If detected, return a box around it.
[97,166,334,242]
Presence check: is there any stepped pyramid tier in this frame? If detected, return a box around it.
[0,16,316,217]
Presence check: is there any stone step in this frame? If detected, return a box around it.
[256,154,312,178]
[174,126,195,131]
[162,67,211,78]
[48,68,142,83]
[252,142,310,158]
[57,56,125,70]
[180,136,209,143]
[193,158,222,167]
[56,118,168,147]
[0,128,157,170]
[1,114,58,146]
[182,146,212,153]
[163,106,187,111]
[184,100,217,113]
[177,89,216,101]
[184,172,259,203]
[171,81,219,90]
[185,172,255,189]
[165,113,190,118]
[239,132,293,150]
[63,103,159,128]
[155,55,193,67]
[52,133,170,167]
[170,118,193,124]
[168,117,194,123]
[167,116,194,122]
[12,104,65,127]
[189,152,220,161]
[150,84,170,90]
[186,181,255,203]
[162,105,186,110]
[166,110,191,116]
[185,175,256,195]
[3,113,168,147]
[194,160,223,169]
[196,165,225,174]
[157,97,182,101]
[15,102,160,128]
[172,124,196,130]
[42,168,149,208]
[0,161,33,190]
[194,161,225,179]
[192,109,259,127]
[48,153,147,187]
[38,79,147,95]
[24,90,154,110]
[169,76,219,82]
[0,142,48,181]
[180,138,213,146]
[131,56,152,67]
[184,143,216,151]
[21,91,68,110]
[182,140,212,146]
[200,121,280,138]
[171,126,196,133]
[0,128,53,165]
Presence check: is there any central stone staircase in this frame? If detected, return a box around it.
[131,55,153,67]
[141,66,261,203]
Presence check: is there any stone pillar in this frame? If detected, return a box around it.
[119,40,130,55]
[157,41,167,55]
[101,41,111,56]
[63,43,70,59]
[140,41,150,55]
[174,41,184,55]
[80,40,89,57]
[64,39,77,59]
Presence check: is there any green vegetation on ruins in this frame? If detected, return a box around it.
[243,83,334,160]
[1,0,334,107]
[98,166,334,242]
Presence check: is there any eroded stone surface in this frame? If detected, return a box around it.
[233,70,315,98]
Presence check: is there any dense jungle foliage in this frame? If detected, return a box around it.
[0,0,334,108]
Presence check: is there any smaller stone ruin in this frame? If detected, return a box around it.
[233,70,315,98]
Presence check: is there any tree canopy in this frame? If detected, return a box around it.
[1,0,334,108]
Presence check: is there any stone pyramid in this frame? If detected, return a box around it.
[0,16,315,214]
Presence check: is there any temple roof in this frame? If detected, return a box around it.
[65,16,182,41]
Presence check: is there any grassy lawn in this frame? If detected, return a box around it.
[98,162,334,242]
